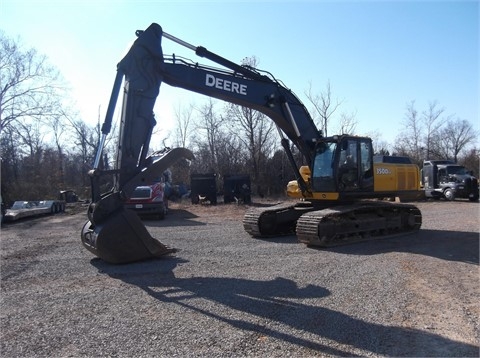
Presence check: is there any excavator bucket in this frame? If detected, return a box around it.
[81,147,194,264]
[81,207,174,264]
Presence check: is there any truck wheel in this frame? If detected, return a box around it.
[444,188,455,201]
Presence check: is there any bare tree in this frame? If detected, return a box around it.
[227,102,275,195]
[214,133,245,175]
[305,80,343,136]
[62,115,102,189]
[366,130,390,155]
[434,118,478,162]
[13,117,45,158]
[0,31,76,199]
[0,32,123,200]
[173,101,194,148]
[0,126,21,184]
[338,110,358,135]
[394,100,424,163]
[193,99,224,172]
[393,100,478,165]
[0,31,67,134]
[422,101,448,158]
[460,147,479,178]
[225,56,276,195]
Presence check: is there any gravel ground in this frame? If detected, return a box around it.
[1,199,479,357]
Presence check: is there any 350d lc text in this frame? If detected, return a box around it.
[376,167,392,175]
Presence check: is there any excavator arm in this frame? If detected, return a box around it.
[161,57,322,160]
[159,28,322,152]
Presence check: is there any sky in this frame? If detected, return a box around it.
[1,0,479,150]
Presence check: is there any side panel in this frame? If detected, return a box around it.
[373,163,420,192]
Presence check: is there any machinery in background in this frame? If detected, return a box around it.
[58,190,79,203]
[422,160,479,201]
[190,173,217,205]
[223,174,251,204]
[3,200,65,222]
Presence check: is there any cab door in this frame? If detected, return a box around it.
[336,137,373,192]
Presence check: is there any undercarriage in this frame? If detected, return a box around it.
[243,201,422,247]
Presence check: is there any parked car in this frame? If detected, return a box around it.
[124,182,167,219]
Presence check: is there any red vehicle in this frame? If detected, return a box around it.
[124,182,167,219]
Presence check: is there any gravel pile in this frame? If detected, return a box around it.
[1,200,479,357]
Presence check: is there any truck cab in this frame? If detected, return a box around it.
[124,182,167,219]
[124,168,172,219]
[422,160,479,201]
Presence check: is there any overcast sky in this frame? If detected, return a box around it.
[2,0,478,149]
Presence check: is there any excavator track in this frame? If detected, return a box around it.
[296,202,422,247]
[243,201,315,237]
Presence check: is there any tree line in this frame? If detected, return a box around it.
[1,32,478,206]
[393,100,478,171]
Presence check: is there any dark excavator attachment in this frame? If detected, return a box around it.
[79,23,196,264]
[81,147,194,264]
[81,208,175,264]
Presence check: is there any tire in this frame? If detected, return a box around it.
[444,188,455,201]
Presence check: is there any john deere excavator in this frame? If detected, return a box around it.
[81,23,422,264]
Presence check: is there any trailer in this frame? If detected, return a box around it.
[3,200,66,222]
[190,173,217,204]
[223,174,251,204]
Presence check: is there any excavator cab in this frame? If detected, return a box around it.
[311,135,374,195]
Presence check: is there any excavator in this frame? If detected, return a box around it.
[81,23,422,264]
